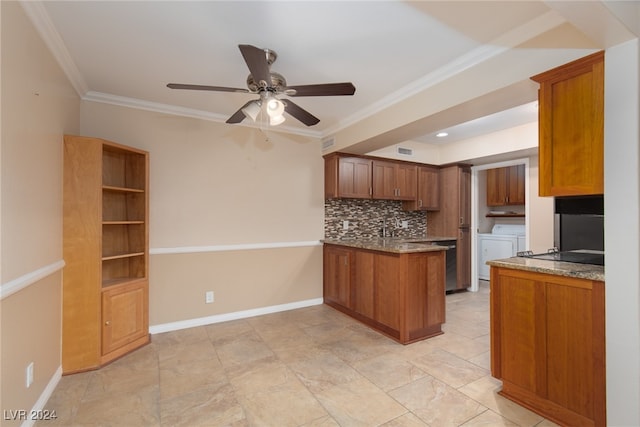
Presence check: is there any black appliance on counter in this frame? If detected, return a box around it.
[519,195,604,266]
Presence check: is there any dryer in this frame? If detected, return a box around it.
[478,224,526,280]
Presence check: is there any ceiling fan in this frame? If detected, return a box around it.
[167,44,356,127]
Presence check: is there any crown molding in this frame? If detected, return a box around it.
[82,91,323,138]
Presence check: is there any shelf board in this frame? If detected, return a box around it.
[102,252,145,261]
[486,213,525,217]
[101,277,146,288]
[103,185,145,193]
[102,220,145,225]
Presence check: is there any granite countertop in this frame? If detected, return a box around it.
[322,236,455,254]
[487,257,605,282]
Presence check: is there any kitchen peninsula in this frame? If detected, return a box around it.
[488,257,605,426]
[323,238,449,344]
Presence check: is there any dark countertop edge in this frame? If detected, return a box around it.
[487,257,605,282]
[322,238,451,254]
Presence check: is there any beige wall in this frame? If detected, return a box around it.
[1,2,80,424]
[78,101,325,328]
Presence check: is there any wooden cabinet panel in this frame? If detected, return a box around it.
[404,165,440,211]
[531,51,604,197]
[372,160,417,200]
[457,228,471,290]
[372,160,397,199]
[373,253,401,332]
[323,245,352,308]
[102,281,148,360]
[352,250,374,318]
[487,165,525,206]
[490,267,606,426]
[324,154,372,199]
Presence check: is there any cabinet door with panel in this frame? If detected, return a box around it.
[487,165,525,206]
[323,245,352,308]
[324,154,372,199]
[372,160,417,200]
[102,280,149,360]
[531,51,604,197]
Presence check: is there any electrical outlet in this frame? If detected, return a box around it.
[342,220,349,230]
[205,291,214,304]
[402,220,409,229]
[26,362,34,388]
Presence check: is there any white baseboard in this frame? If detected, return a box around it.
[20,366,62,427]
[149,297,324,334]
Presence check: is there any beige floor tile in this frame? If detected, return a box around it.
[424,330,490,360]
[237,376,328,427]
[458,376,544,426]
[152,326,209,347]
[380,412,429,426]
[352,352,427,392]
[157,338,217,366]
[468,350,491,371]
[205,318,255,344]
[410,347,489,389]
[73,384,160,426]
[288,348,363,393]
[159,357,227,402]
[390,376,486,426]
[226,358,294,395]
[214,330,276,368]
[460,409,519,426]
[314,377,407,426]
[160,382,246,427]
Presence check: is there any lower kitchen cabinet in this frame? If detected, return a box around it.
[490,266,605,426]
[323,244,445,344]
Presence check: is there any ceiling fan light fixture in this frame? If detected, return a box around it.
[269,114,285,126]
[265,97,285,118]
[242,100,262,122]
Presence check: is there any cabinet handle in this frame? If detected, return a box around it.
[105,320,111,326]
[418,199,423,208]
[369,187,372,196]
[460,217,463,226]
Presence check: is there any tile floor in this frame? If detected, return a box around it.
[41,283,559,426]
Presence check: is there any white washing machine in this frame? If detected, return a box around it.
[478,224,526,280]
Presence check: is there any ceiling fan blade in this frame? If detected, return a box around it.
[283,99,320,126]
[226,100,255,124]
[286,82,356,97]
[167,83,249,93]
[238,44,271,88]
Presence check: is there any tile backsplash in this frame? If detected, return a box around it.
[325,198,427,239]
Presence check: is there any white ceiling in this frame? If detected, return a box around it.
[22,1,635,145]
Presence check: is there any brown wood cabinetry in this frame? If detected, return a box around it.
[490,266,605,426]
[486,165,525,206]
[403,165,440,211]
[323,244,445,344]
[372,160,417,200]
[63,135,149,374]
[531,51,604,197]
[324,154,372,199]
[427,165,471,290]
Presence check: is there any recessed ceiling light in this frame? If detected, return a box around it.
[436,132,448,138]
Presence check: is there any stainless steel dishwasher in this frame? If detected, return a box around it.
[439,240,457,292]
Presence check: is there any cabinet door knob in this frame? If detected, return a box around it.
[105,320,111,326]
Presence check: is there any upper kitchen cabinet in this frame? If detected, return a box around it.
[531,51,604,197]
[403,165,440,211]
[324,153,372,199]
[372,160,417,201]
[487,164,525,206]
